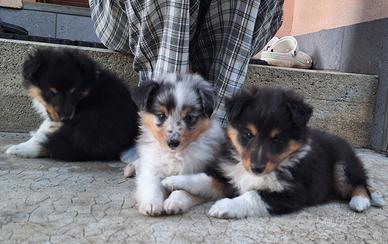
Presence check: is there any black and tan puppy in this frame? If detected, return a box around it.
[162,87,385,218]
[6,48,138,161]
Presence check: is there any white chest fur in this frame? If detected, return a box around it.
[221,162,286,193]
[137,120,225,178]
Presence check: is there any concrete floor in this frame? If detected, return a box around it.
[0,132,387,244]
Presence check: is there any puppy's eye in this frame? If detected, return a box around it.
[272,136,282,144]
[242,130,254,140]
[156,113,167,122]
[184,114,197,124]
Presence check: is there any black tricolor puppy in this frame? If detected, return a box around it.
[162,87,385,218]
[6,48,138,161]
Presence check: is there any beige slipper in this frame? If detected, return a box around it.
[259,36,312,69]
[252,36,279,60]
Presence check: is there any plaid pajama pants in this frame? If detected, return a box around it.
[89,0,284,124]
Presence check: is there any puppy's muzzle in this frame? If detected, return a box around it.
[60,111,75,122]
[251,148,266,174]
[59,106,75,122]
[251,163,266,174]
[167,132,181,149]
[167,139,180,149]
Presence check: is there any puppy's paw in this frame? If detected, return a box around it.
[138,200,164,216]
[208,198,237,219]
[161,175,189,192]
[371,191,385,207]
[163,190,192,215]
[5,142,42,158]
[349,196,371,212]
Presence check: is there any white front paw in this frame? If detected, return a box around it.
[163,190,191,215]
[349,196,371,212]
[161,175,188,192]
[371,191,385,207]
[138,200,164,216]
[5,142,43,158]
[208,198,238,219]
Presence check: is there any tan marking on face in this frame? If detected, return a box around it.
[227,127,244,156]
[227,126,254,172]
[246,123,258,136]
[270,128,281,139]
[180,106,192,118]
[241,150,252,172]
[352,186,369,198]
[263,140,303,174]
[278,140,303,161]
[159,105,168,115]
[27,86,42,101]
[179,117,211,149]
[263,162,277,174]
[28,86,60,122]
[142,112,168,147]
[46,106,60,122]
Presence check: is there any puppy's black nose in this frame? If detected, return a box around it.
[167,139,180,149]
[251,164,265,174]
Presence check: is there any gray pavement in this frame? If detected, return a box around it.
[0,132,387,244]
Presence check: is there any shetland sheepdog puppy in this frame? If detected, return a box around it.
[133,74,225,216]
[162,87,385,218]
[6,48,138,161]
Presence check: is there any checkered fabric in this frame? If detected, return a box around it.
[89,0,284,124]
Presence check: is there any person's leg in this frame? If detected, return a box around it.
[89,0,131,53]
[90,0,202,81]
[132,0,193,76]
[191,0,284,124]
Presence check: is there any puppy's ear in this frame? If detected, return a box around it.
[287,96,313,127]
[23,49,47,85]
[133,80,160,110]
[225,90,253,121]
[195,78,215,118]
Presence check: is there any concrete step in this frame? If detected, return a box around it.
[245,66,378,148]
[0,39,378,148]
